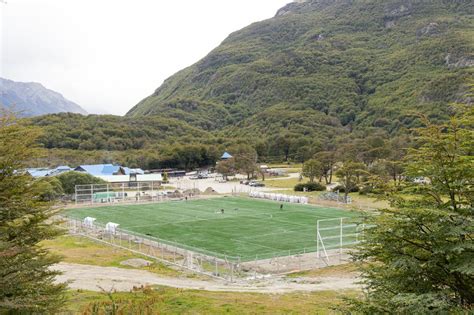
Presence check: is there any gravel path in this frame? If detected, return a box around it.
[54,263,360,293]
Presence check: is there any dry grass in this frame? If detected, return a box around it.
[62,287,358,314]
[41,235,181,277]
[264,177,301,189]
[286,263,359,278]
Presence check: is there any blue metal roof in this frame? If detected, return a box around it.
[74,164,121,176]
[122,167,144,175]
[56,165,71,170]
[27,168,51,177]
[221,152,233,159]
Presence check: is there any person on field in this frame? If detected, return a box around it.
[221,208,224,214]
[280,204,283,210]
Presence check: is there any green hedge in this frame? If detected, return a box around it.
[294,182,326,192]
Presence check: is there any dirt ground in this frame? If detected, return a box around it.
[54,263,360,293]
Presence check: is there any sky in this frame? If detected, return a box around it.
[0,0,290,115]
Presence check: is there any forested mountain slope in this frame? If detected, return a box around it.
[23,0,473,168]
[128,0,473,140]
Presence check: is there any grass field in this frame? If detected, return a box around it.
[65,197,359,261]
[65,287,357,314]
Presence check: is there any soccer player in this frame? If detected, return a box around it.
[280,204,283,210]
[221,208,224,214]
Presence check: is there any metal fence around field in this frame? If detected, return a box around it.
[59,216,363,281]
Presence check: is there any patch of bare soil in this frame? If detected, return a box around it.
[53,263,360,293]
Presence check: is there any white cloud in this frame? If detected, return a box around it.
[1,0,289,115]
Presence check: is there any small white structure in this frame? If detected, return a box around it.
[83,217,96,228]
[249,192,308,204]
[105,222,120,234]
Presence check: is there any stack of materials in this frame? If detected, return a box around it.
[249,192,309,204]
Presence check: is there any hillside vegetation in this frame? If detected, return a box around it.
[128,0,472,137]
[25,0,473,167]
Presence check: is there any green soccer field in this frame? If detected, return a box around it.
[65,197,359,261]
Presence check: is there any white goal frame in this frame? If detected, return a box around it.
[316,217,364,263]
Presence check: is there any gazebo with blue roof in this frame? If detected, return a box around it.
[221,152,233,160]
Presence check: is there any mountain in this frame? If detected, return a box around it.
[127,0,473,140]
[0,78,87,117]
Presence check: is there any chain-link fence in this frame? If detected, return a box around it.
[59,216,363,281]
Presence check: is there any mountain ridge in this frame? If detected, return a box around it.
[127,0,473,143]
[0,77,87,117]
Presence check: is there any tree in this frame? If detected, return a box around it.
[37,176,64,201]
[348,108,474,313]
[335,161,366,202]
[317,151,337,184]
[216,158,235,181]
[383,136,410,186]
[229,144,258,179]
[57,171,106,194]
[302,159,322,183]
[258,167,266,181]
[0,114,67,313]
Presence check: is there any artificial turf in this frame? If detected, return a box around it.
[65,197,359,261]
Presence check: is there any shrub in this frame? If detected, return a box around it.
[332,185,359,193]
[57,171,106,194]
[294,182,326,192]
[36,177,64,201]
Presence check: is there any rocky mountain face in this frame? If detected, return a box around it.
[126,0,472,143]
[0,78,87,117]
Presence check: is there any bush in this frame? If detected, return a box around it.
[358,185,374,195]
[294,182,326,192]
[332,185,359,193]
[57,171,106,194]
[36,177,64,201]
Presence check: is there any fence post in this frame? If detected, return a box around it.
[340,217,343,257]
[161,240,164,259]
[122,183,125,202]
[316,220,320,258]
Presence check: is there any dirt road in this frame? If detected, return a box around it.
[54,263,360,293]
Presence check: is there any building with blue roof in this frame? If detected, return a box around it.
[26,166,72,178]
[74,164,124,176]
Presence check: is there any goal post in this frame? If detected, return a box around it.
[316,217,363,263]
[75,181,162,205]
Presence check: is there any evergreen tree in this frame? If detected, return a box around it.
[0,114,67,313]
[348,108,474,313]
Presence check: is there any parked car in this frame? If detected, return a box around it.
[240,180,250,185]
[249,181,265,187]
